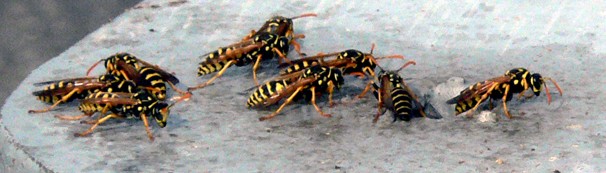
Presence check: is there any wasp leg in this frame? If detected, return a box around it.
[76,113,121,137]
[259,86,305,121]
[28,89,83,114]
[166,81,189,96]
[310,87,331,118]
[373,87,385,123]
[80,105,114,125]
[501,85,513,119]
[348,72,367,79]
[252,54,263,86]
[464,84,498,118]
[357,80,374,98]
[188,60,236,91]
[289,34,306,57]
[272,47,292,65]
[489,98,494,110]
[54,113,92,121]
[140,113,155,141]
[242,30,256,41]
[328,81,336,107]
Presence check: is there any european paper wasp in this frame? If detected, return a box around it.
[55,89,189,141]
[189,32,301,91]
[86,52,188,100]
[247,65,344,121]
[446,68,563,118]
[370,61,442,123]
[279,44,404,98]
[242,13,317,55]
[28,74,138,113]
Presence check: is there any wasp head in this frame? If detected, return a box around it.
[530,73,544,96]
[152,102,170,128]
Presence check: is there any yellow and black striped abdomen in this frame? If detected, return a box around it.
[78,92,115,114]
[454,96,484,115]
[247,80,290,108]
[281,60,319,75]
[391,87,414,121]
[198,60,228,76]
[33,81,81,104]
[137,67,167,100]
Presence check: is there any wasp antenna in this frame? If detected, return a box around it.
[545,77,563,96]
[170,92,192,103]
[86,59,105,76]
[290,13,318,20]
[375,54,405,60]
[395,60,417,73]
[543,81,552,105]
[369,43,376,55]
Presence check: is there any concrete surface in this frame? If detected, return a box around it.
[2,0,605,172]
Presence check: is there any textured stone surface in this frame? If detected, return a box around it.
[2,0,605,172]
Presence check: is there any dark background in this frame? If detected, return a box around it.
[0,1,141,106]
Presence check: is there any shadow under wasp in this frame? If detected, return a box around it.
[446,67,563,118]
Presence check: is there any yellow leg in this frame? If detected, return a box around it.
[188,60,235,91]
[242,30,256,41]
[328,81,336,107]
[54,114,90,121]
[140,113,155,141]
[373,88,384,123]
[465,84,498,118]
[80,105,113,125]
[290,39,304,56]
[501,85,513,119]
[166,81,189,96]
[76,113,121,137]
[252,54,263,86]
[29,89,82,113]
[259,87,304,121]
[272,47,291,64]
[357,81,373,98]
[310,87,332,118]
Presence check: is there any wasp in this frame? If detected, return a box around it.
[247,65,344,121]
[28,74,140,113]
[189,32,302,91]
[446,68,563,118]
[55,89,189,141]
[369,61,442,123]
[242,13,317,56]
[279,44,404,98]
[86,52,188,100]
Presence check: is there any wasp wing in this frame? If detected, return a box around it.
[446,76,511,104]
[263,77,316,107]
[278,52,341,68]
[134,58,180,84]
[33,76,99,86]
[82,92,138,105]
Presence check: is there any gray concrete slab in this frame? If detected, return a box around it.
[1,0,605,172]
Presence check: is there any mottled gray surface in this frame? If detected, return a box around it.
[2,0,606,172]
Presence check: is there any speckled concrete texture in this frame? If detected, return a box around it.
[1,0,605,172]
